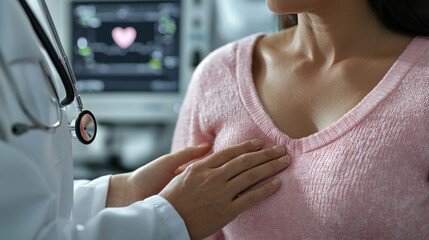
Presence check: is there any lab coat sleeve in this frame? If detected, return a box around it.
[0,141,190,240]
[73,175,191,240]
[73,176,111,224]
[76,195,191,240]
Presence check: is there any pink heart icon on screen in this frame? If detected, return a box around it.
[111,27,137,49]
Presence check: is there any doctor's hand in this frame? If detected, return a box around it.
[159,139,291,240]
[106,142,213,207]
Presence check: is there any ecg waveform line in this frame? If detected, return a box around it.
[90,42,163,56]
[87,63,163,75]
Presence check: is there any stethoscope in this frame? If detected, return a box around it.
[7,0,97,145]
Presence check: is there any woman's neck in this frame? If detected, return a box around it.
[291,1,411,65]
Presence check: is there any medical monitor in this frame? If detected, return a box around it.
[70,0,183,123]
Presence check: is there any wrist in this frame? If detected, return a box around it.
[106,173,130,207]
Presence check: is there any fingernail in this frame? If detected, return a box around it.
[272,145,285,154]
[278,155,291,165]
[250,138,263,146]
[271,178,281,186]
[198,142,210,147]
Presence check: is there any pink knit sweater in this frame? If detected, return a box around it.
[172,34,429,239]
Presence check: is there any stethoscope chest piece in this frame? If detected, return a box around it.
[70,110,97,145]
[14,0,98,145]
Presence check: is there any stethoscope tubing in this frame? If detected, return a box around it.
[19,0,75,107]
[6,0,98,145]
[0,53,62,135]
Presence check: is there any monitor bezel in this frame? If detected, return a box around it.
[68,0,186,123]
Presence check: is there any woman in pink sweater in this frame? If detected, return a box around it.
[172,0,429,239]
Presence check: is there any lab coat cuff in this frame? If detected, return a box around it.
[144,195,191,240]
[87,175,111,217]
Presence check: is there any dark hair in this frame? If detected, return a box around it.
[277,0,429,37]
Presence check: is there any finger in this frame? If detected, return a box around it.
[219,145,286,180]
[174,159,198,175]
[161,143,212,172]
[231,177,282,214]
[227,155,290,195]
[203,139,264,168]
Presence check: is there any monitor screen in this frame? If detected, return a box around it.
[71,0,181,93]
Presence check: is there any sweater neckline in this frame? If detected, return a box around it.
[237,33,425,154]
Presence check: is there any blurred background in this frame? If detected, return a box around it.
[43,0,277,179]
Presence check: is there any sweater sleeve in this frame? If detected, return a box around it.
[171,56,216,152]
[171,43,241,240]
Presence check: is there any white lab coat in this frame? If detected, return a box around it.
[0,1,189,239]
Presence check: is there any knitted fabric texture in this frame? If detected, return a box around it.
[172,34,429,239]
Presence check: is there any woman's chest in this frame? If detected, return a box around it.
[206,81,429,238]
[214,124,429,239]
[252,53,396,140]
[254,73,386,140]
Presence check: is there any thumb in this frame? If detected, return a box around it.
[161,143,212,173]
